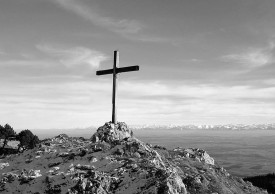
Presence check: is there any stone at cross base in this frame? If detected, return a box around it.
[91,121,134,144]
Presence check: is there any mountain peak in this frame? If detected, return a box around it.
[0,122,267,193]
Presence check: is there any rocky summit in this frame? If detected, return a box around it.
[0,122,267,194]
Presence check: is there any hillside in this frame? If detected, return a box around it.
[244,173,275,194]
[0,122,267,193]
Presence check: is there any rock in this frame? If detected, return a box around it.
[133,152,141,158]
[1,172,19,183]
[58,152,69,157]
[114,148,124,155]
[68,170,114,194]
[200,151,215,165]
[25,158,33,163]
[19,169,42,183]
[44,142,52,146]
[55,134,69,139]
[35,150,43,155]
[90,122,133,144]
[166,171,187,194]
[154,144,167,150]
[47,167,61,175]
[0,163,9,170]
[48,161,62,167]
[174,147,215,165]
[91,135,99,143]
[75,164,95,171]
[89,156,98,163]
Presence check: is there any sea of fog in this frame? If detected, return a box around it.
[35,127,275,178]
[134,128,275,178]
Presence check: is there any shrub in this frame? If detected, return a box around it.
[244,173,275,193]
[17,130,40,151]
[0,124,16,149]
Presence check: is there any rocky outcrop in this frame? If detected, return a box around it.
[0,122,267,193]
[173,147,215,165]
[91,122,133,144]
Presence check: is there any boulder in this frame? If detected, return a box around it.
[91,122,133,144]
[0,163,9,170]
[174,147,215,165]
[19,169,42,183]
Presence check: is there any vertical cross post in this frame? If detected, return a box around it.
[112,51,118,124]
[96,51,139,124]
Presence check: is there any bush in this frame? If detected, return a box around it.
[244,173,275,193]
[0,124,16,149]
[17,130,40,151]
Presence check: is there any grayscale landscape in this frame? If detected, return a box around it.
[1,0,275,193]
[32,124,275,177]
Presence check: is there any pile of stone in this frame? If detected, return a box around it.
[68,170,117,194]
[91,122,133,144]
[1,169,42,184]
[20,169,42,182]
[174,147,215,165]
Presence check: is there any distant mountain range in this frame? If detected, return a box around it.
[26,123,275,139]
[129,123,275,130]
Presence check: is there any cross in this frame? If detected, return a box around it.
[96,50,139,124]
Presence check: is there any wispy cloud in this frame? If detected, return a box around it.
[1,76,275,128]
[53,0,143,36]
[119,81,275,101]
[222,50,272,68]
[221,41,275,68]
[117,81,275,124]
[36,44,108,68]
[51,0,176,43]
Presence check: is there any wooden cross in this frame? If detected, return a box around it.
[96,50,139,124]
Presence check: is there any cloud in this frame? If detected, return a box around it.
[112,81,275,125]
[51,0,175,43]
[119,81,275,102]
[53,0,143,35]
[221,41,275,68]
[0,45,108,82]
[1,78,275,128]
[222,51,272,68]
[37,44,108,68]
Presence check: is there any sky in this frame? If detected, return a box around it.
[0,0,275,129]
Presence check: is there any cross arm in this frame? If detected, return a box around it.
[117,65,139,73]
[96,69,113,75]
[96,65,139,76]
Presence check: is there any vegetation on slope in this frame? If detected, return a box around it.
[244,173,275,194]
[0,124,39,155]
[0,124,16,149]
